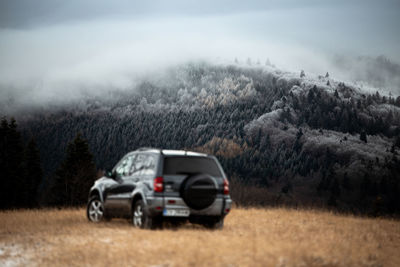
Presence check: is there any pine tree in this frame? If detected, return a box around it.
[293,128,303,153]
[246,58,252,65]
[360,174,371,199]
[327,194,337,207]
[307,89,315,103]
[48,133,97,206]
[394,134,400,148]
[334,89,339,98]
[395,96,400,107]
[0,118,10,209]
[360,130,367,143]
[375,91,381,102]
[331,177,341,197]
[342,172,352,191]
[1,118,25,208]
[23,139,43,207]
[0,118,43,209]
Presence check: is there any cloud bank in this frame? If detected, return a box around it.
[0,0,399,113]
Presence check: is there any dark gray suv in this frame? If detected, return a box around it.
[87,148,232,229]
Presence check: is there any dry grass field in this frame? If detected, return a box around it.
[0,208,399,267]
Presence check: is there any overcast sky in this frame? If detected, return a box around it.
[0,0,399,111]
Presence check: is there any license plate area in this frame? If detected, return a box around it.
[163,208,190,217]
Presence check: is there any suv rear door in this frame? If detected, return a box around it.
[162,156,225,197]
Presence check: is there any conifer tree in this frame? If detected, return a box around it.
[395,96,400,107]
[23,139,43,207]
[0,118,25,208]
[49,133,96,206]
[331,177,341,197]
[342,172,352,191]
[1,118,44,209]
[360,130,367,143]
[246,58,252,65]
[334,89,339,98]
[0,118,10,209]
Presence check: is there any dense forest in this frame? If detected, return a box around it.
[0,118,96,208]
[0,118,42,209]
[2,62,400,215]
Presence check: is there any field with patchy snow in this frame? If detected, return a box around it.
[1,208,399,267]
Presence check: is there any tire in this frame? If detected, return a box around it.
[201,217,224,230]
[132,200,161,229]
[87,196,105,223]
[181,174,218,210]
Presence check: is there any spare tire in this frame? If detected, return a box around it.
[180,174,218,210]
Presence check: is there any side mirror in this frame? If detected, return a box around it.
[106,170,116,179]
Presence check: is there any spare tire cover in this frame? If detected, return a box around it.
[180,174,218,210]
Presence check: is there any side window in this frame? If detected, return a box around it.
[131,154,145,177]
[142,154,156,176]
[115,154,135,177]
[115,157,128,177]
[128,154,137,175]
[123,155,135,176]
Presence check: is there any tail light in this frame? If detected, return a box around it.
[223,178,229,195]
[154,177,164,192]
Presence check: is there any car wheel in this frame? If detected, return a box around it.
[87,196,105,223]
[132,200,161,229]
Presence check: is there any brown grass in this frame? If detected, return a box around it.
[0,208,399,267]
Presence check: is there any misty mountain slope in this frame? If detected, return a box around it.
[333,55,400,92]
[15,62,400,214]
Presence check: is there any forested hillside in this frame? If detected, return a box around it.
[9,62,400,214]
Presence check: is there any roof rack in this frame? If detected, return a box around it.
[136,147,155,151]
[136,147,163,154]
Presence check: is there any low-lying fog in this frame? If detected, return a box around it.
[1,0,399,114]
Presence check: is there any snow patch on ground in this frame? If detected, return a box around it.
[0,243,34,267]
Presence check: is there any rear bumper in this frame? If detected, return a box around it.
[146,196,232,218]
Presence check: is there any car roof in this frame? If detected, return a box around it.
[134,148,209,157]
[161,149,208,157]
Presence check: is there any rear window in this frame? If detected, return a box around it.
[163,157,222,177]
